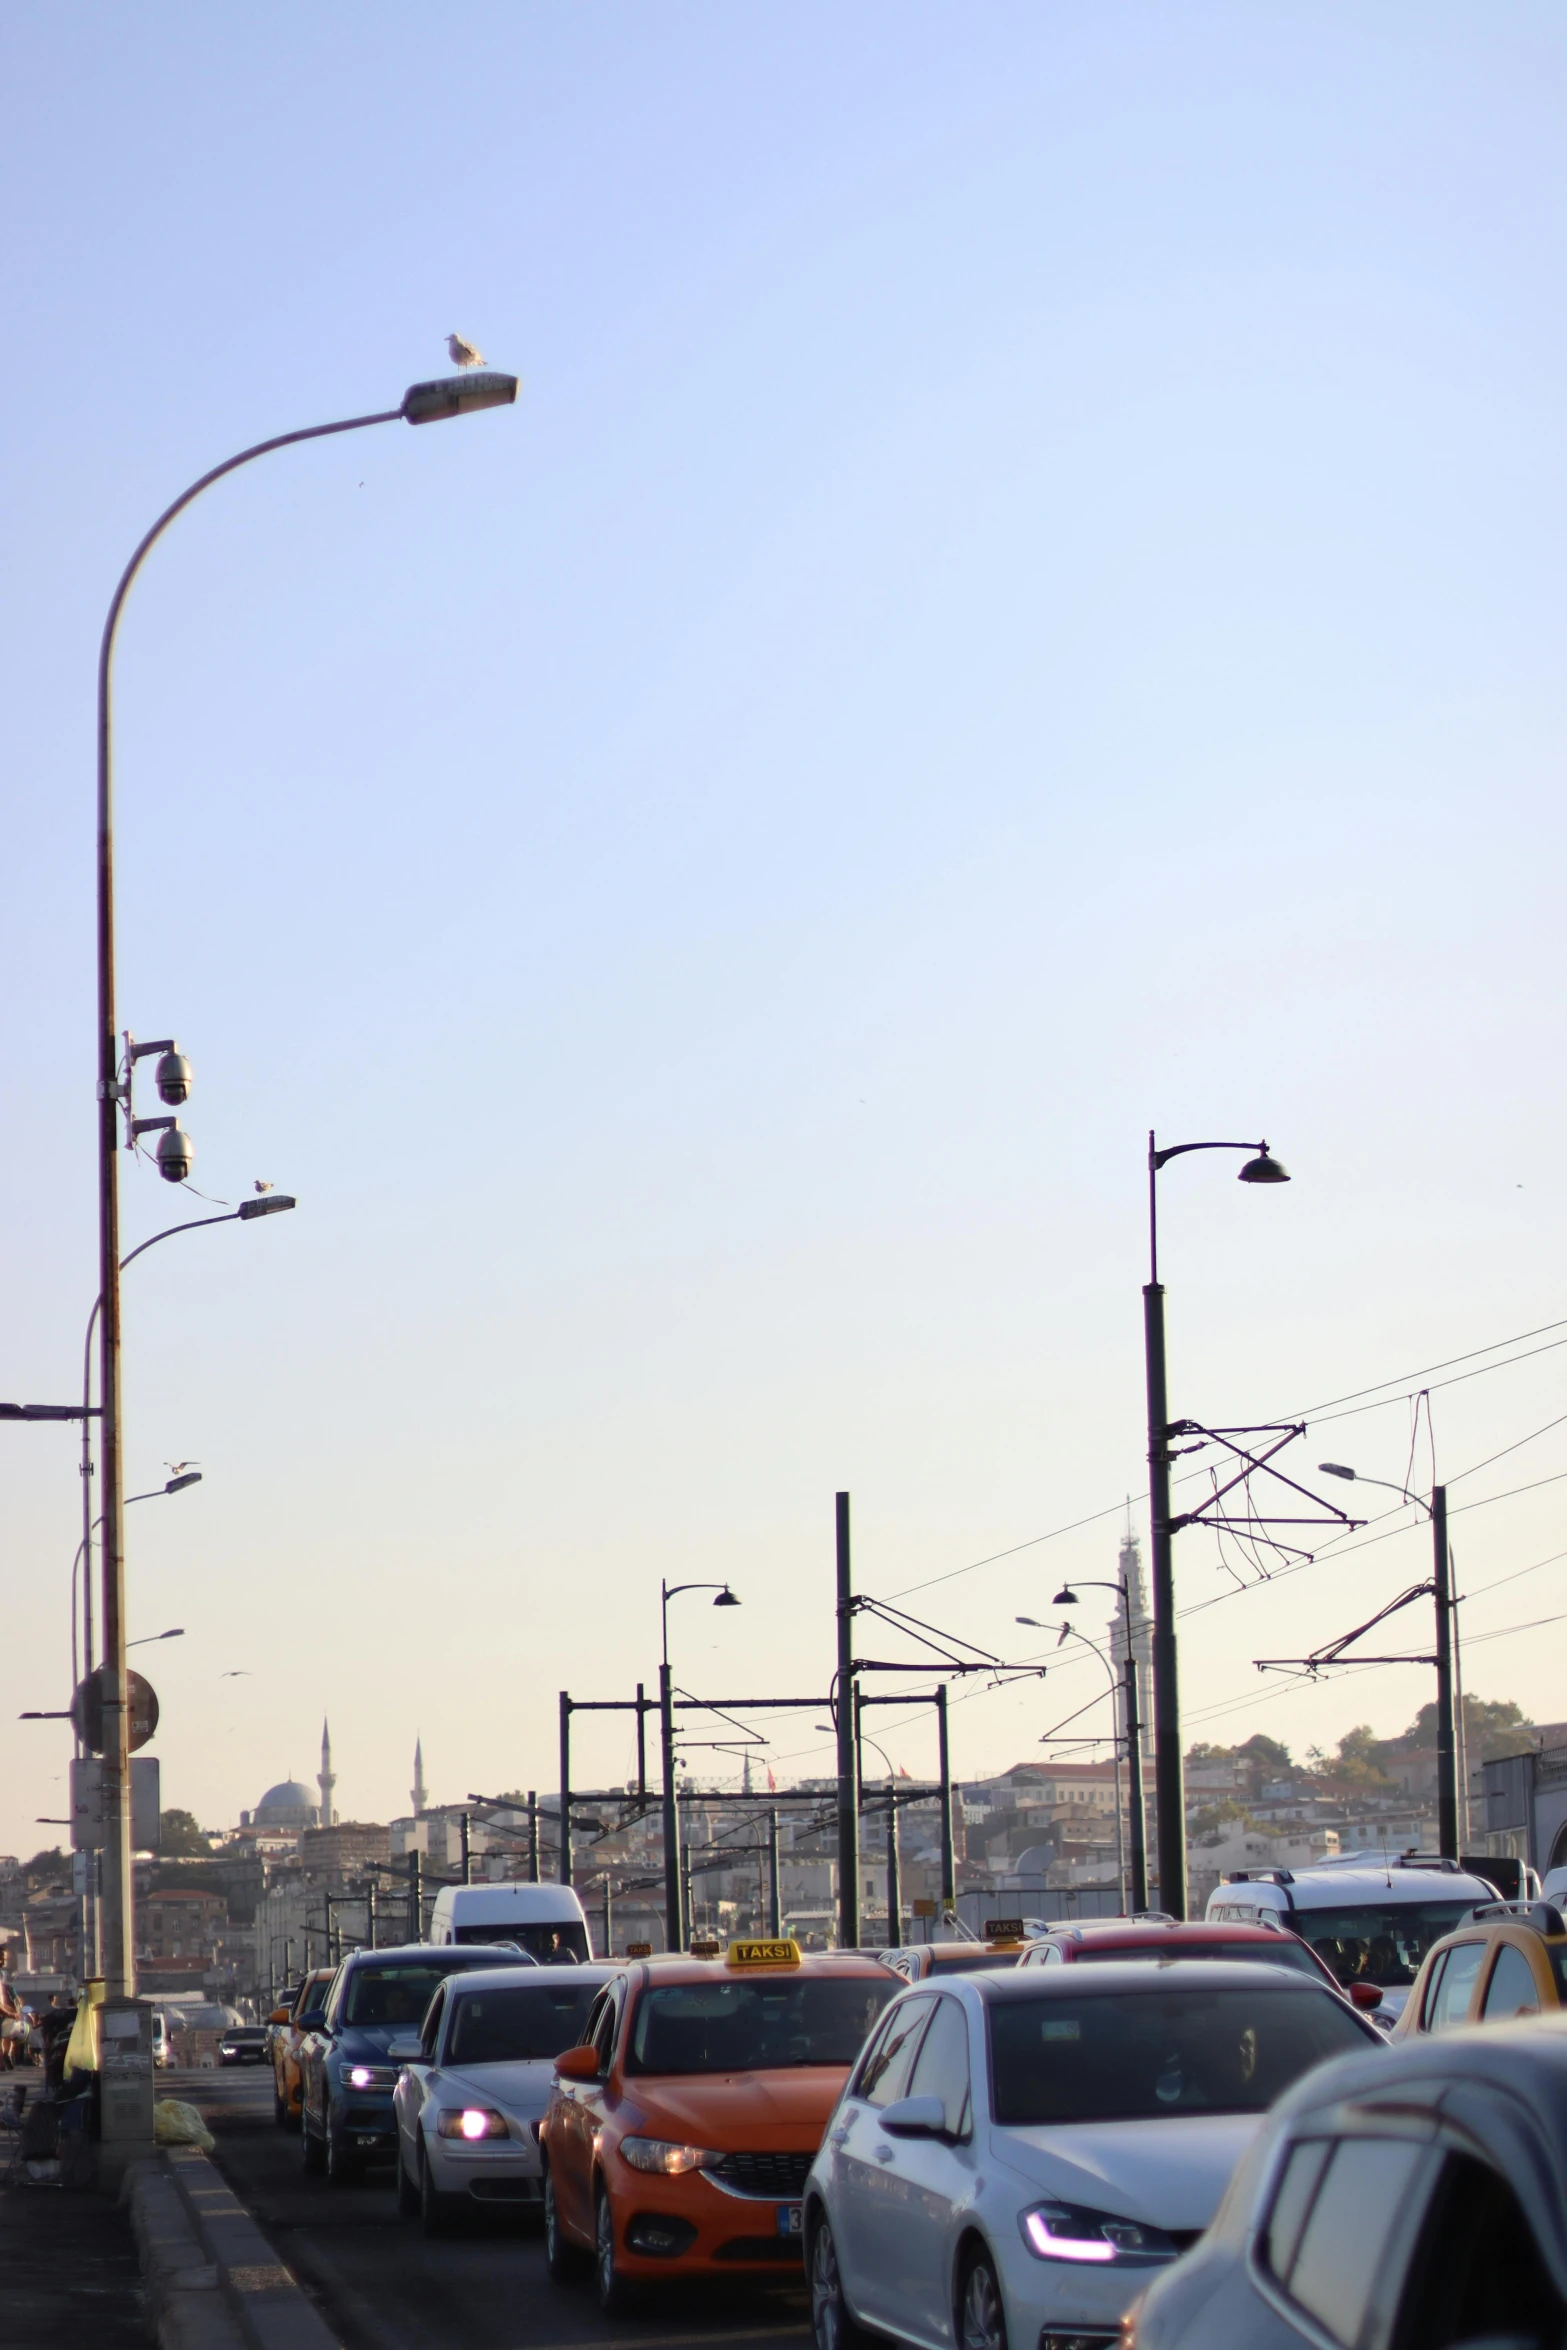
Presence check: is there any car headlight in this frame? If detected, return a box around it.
[1021,2202,1179,2266]
[436,2106,510,2141]
[344,2065,397,2090]
[618,2136,719,2175]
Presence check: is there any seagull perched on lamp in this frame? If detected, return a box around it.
[447,332,485,368]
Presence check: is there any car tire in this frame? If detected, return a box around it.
[809,2211,869,2350]
[595,2184,639,2316]
[544,2163,590,2282]
[301,2110,326,2176]
[419,2140,463,2236]
[958,2246,1009,2350]
[396,2140,420,2218]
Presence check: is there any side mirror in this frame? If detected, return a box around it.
[386,2037,423,2064]
[879,2094,947,2139]
[269,2008,290,2025]
[296,2010,328,2034]
[555,2044,602,2083]
[1349,1983,1384,2012]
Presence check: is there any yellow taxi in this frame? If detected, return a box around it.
[882,1924,1029,1983]
[539,1938,896,2314]
[270,1967,335,2130]
[1392,1898,1567,2037]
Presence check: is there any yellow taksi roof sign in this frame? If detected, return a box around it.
[726,1938,802,1968]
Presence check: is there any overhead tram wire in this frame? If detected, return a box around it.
[881,1313,1567,1604]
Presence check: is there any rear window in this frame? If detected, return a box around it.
[446,1982,600,2064]
[452,1922,589,1963]
[343,1961,481,2026]
[627,1976,895,2075]
[1297,1903,1477,1989]
[930,1949,1024,1974]
[989,1985,1368,2125]
[1070,1940,1323,1980]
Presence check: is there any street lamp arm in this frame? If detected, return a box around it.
[1149,1140,1268,1172]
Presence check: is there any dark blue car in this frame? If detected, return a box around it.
[299,1942,529,2184]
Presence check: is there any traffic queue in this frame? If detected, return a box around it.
[264,1870,1567,2350]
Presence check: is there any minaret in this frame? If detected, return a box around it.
[411,1738,427,1819]
[318,1719,337,1829]
[1111,1525,1153,1758]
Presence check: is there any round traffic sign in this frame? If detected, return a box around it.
[70,1668,159,1755]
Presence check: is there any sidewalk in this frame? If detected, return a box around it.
[0,2167,146,2349]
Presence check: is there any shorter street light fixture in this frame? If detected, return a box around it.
[128,1628,184,1649]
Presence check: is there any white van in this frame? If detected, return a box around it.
[1206,1853,1500,2025]
[427,1882,591,1964]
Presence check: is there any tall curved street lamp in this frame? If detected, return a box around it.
[93,372,518,1999]
[1019,1615,1128,1910]
[658,1580,742,1949]
[1145,1132,1289,1919]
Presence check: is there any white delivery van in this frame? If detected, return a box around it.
[427,1882,592,1963]
[1206,1853,1500,2026]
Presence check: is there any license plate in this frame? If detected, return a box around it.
[777,2203,803,2237]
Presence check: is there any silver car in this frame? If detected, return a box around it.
[390,1963,618,2232]
[1125,2011,1567,2348]
[804,1960,1378,2350]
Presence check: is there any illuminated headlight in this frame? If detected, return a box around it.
[1021,2203,1178,2266]
[619,2136,719,2176]
[345,2065,396,2090]
[436,2107,509,2142]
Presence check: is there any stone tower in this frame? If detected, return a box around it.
[411,1737,428,1818]
[318,1718,337,1829]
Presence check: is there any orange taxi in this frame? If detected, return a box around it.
[539,1938,895,2314]
[270,1966,335,2131]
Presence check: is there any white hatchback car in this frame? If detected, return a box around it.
[390,1963,619,2232]
[804,1959,1379,2350]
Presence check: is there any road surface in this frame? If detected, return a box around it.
[178,2067,815,2350]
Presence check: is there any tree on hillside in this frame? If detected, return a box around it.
[159,1809,209,1858]
[1398,1696,1530,1760]
[1332,1725,1394,1787]
[23,1847,68,1883]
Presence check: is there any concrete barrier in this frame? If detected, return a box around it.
[123,2147,342,2350]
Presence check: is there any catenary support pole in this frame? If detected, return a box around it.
[836,1492,859,1951]
[460,1811,471,1886]
[558,1694,573,1889]
[660,1664,681,1950]
[408,1852,421,1942]
[767,1808,782,1938]
[636,1683,647,1801]
[1125,1652,1149,1912]
[886,1793,901,1946]
[936,1685,955,1916]
[1433,1485,1459,1860]
[527,1792,539,1883]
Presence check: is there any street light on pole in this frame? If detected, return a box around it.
[1145,1132,1289,1920]
[1018,1616,1126,1911]
[659,1581,741,1950]
[93,373,516,2002]
[1049,1579,1151,1913]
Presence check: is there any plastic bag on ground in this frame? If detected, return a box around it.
[153,2097,215,2151]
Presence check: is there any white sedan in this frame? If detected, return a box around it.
[390,1962,618,2232]
[804,1959,1380,2350]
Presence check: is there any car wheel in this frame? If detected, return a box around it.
[396,2138,420,2218]
[324,2103,362,2189]
[809,2212,868,2350]
[420,2140,463,2236]
[958,2247,1009,2350]
[301,2109,326,2176]
[595,2184,639,2316]
[544,2163,590,2282]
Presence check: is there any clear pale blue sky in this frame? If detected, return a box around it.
[2,5,1565,1856]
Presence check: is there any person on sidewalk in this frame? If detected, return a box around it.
[0,1947,28,2072]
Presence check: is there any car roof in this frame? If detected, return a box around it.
[966,1957,1354,2002]
[439,1963,620,1993]
[628,1951,892,1991]
[336,1942,526,1968]
[1044,1921,1301,1944]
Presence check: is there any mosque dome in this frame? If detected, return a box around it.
[253,1779,318,1827]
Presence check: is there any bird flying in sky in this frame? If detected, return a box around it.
[220,1671,251,1679]
[447,332,485,368]
[165,1461,199,1475]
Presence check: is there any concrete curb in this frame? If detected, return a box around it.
[123,2147,342,2350]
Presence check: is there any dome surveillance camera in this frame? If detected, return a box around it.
[155,1127,194,1183]
[155,1051,193,1105]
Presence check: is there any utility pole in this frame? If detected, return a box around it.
[460,1812,471,1886]
[602,1878,613,1958]
[836,1492,859,1951]
[1433,1485,1459,1859]
[527,1791,539,1883]
[558,1694,573,1889]
[1143,1270,1183,1918]
[767,1808,782,1938]
[886,1792,901,1946]
[407,1851,422,1944]
[660,1665,681,1950]
[1125,1652,1149,1912]
[936,1684,955,1918]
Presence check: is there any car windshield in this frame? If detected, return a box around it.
[1296,1903,1478,1988]
[452,1922,589,1963]
[446,1983,600,2064]
[343,1966,455,2027]
[626,1977,896,2074]
[989,1985,1367,2124]
[1070,1940,1322,1979]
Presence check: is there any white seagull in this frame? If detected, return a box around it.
[447,332,485,369]
[253,1179,275,1194]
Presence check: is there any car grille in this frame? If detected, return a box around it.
[709,2151,813,2198]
